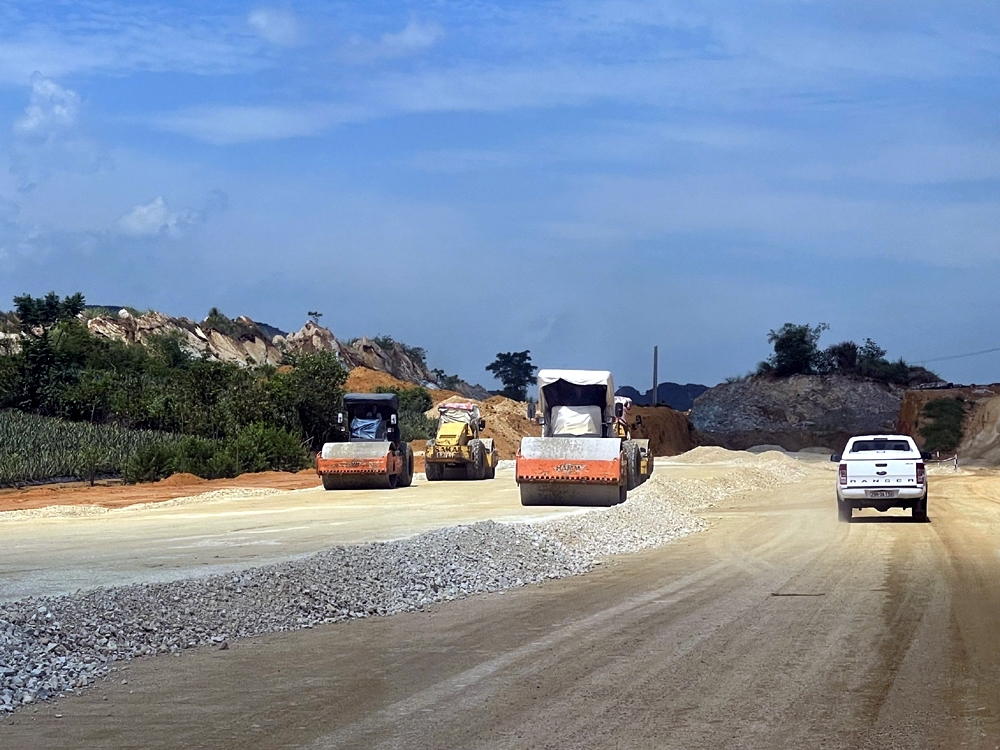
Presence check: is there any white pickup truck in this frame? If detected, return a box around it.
[831,435,931,523]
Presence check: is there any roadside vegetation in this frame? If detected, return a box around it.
[0,292,348,486]
[751,323,940,386]
[918,398,966,453]
[0,410,183,487]
[374,385,437,441]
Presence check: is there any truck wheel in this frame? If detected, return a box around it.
[425,460,444,481]
[913,493,928,523]
[467,440,485,480]
[838,499,852,523]
[396,443,414,488]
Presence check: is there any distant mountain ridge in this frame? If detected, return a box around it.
[616,382,710,411]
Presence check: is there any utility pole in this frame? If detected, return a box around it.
[652,346,659,406]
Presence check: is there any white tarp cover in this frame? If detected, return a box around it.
[536,369,615,417]
[438,403,481,424]
[550,405,603,437]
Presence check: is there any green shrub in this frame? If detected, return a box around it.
[375,385,436,442]
[227,423,311,474]
[919,398,965,453]
[123,443,178,484]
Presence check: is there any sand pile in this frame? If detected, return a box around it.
[628,405,696,456]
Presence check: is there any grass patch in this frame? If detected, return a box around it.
[918,398,966,453]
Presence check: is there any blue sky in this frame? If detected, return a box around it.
[0,2,998,389]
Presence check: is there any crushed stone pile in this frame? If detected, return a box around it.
[0,523,588,712]
[536,452,806,557]
[0,451,805,713]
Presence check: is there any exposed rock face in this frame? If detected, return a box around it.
[82,311,489,399]
[690,375,903,451]
[899,384,1000,464]
[86,311,284,366]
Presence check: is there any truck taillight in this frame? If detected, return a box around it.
[839,464,847,486]
[916,462,925,485]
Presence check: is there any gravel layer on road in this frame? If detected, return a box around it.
[0,452,807,713]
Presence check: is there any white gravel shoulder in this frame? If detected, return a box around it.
[0,452,806,713]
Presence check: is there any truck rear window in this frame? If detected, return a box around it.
[850,440,913,452]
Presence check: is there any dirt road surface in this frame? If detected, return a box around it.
[6,464,1000,748]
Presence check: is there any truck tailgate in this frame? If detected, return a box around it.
[846,458,918,488]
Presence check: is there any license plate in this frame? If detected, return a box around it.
[866,489,898,499]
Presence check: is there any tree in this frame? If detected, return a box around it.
[13,291,85,335]
[307,310,323,324]
[760,323,828,377]
[822,340,859,375]
[486,350,535,401]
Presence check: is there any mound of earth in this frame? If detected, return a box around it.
[690,374,902,452]
[154,472,207,487]
[345,367,465,403]
[628,406,696,456]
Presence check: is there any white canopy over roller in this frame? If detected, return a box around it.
[536,370,615,437]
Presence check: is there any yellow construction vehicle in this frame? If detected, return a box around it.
[425,402,498,480]
[613,396,654,484]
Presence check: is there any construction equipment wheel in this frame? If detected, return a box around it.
[838,498,851,523]
[322,475,337,491]
[623,441,641,491]
[425,460,444,481]
[485,454,496,479]
[467,440,486,480]
[397,443,414,487]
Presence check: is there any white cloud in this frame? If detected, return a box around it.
[117,196,179,237]
[149,103,370,145]
[10,73,106,191]
[117,191,228,237]
[247,8,300,46]
[342,20,443,63]
[13,73,80,136]
[377,20,443,57]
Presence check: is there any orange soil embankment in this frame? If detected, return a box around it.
[0,470,320,514]
[629,405,697,456]
[344,367,465,403]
